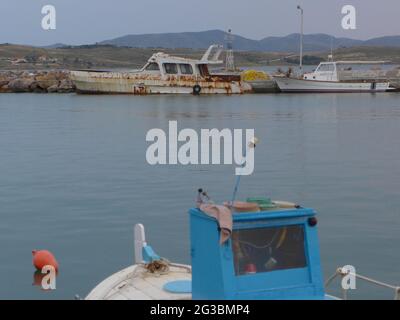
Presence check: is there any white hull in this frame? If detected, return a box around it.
[274,77,393,93]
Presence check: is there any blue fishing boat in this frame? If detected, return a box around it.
[190,203,326,299]
[85,189,336,300]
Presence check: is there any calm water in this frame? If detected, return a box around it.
[0,92,399,299]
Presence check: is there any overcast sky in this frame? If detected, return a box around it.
[0,0,398,46]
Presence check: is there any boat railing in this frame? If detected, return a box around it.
[325,266,400,300]
[337,70,390,81]
[201,44,224,64]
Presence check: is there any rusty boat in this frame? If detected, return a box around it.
[70,45,252,95]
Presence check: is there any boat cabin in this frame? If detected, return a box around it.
[139,44,224,79]
[303,61,389,82]
[303,62,339,81]
[190,207,325,299]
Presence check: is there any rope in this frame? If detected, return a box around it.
[237,230,281,249]
[325,266,400,300]
[324,269,340,288]
[144,258,171,275]
[143,258,192,275]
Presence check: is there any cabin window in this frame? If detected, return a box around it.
[145,63,160,71]
[317,64,335,72]
[179,64,193,75]
[197,64,210,77]
[232,225,307,276]
[163,63,178,74]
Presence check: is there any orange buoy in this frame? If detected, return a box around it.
[32,250,59,272]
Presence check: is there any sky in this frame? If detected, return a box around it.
[0,0,398,46]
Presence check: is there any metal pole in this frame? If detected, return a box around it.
[230,137,258,210]
[230,175,241,209]
[297,5,303,71]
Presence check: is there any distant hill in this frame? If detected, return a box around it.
[42,43,69,49]
[259,33,362,52]
[100,30,262,51]
[99,30,400,52]
[363,35,400,47]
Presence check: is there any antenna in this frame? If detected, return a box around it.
[329,35,334,61]
[225,29,235,71]
[230,137,259,210]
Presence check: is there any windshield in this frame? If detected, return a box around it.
[145,62,160,71]
[232,225,307,275]
[316,63,335,72]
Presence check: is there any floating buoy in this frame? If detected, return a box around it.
[32,250,59,272]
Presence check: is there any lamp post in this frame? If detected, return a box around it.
[297,5,304,71]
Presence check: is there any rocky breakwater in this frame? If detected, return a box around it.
[0,70,75,93]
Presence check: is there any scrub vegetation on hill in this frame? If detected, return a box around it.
[0,43,399,70]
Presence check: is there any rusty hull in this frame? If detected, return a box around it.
[71,71,252,94]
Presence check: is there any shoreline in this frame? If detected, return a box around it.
[0,70,75,93]
[1,68,400,94]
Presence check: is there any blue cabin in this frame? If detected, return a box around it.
[189,207,325,300]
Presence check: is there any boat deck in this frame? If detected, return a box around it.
[85,263,192,300]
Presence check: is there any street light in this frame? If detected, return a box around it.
[297,5,304,71]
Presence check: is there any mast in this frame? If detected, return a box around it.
[225,29,235,72]
[329,35,334,61]
[297,5,304,70]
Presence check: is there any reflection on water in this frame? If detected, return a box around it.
[0,92,399,299]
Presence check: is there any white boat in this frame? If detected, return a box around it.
[274,61,395,93]
[71,45,252,95]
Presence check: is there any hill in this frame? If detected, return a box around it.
[100,30,400,52]
[1,43,400,71]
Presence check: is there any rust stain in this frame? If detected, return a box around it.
[133,85,147,95]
